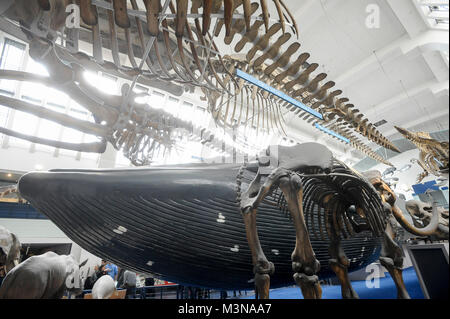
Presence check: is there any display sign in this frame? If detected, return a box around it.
[406,244,449,299]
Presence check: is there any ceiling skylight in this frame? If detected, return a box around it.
[416,0,449,30]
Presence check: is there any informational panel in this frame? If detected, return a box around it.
[406,244,449,299]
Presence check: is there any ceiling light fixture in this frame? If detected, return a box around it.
[398,164,412,173]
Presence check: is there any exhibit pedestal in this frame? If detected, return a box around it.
[406,243,449,299]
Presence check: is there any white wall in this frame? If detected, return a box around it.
[0,217,70,244]
[0,145,100,172]
[0,216,103,276]
[70,242,101,274]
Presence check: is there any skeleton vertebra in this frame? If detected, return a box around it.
[0,0,398,165]
[395,126,449,184]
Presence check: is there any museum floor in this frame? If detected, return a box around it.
[239,267,424,299]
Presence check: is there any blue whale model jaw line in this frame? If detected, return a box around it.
[17,165,381,290]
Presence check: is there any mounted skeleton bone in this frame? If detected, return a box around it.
[361,171,441,298]
[405,200,449,241]
[0,185,27,203]
[0,0,398,165]
[237,144,440,299]
[395,126,449,184]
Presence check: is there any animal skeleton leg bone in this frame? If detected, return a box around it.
[242,206,274,299]
[241,164,322,299]
[278,173,322,299]
[240,167,293,298]
[379,220,410,299]
[327,208,359,299]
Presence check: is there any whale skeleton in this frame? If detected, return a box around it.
[0,0,398,165]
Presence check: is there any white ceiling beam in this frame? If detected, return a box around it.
[414,0,450,29]
[387,0,428,37]
[418,0,449,5]
[422,50,449,82]
[292,0,318,13]
[334,29,449,87]
[427,11,449,20]
[382,108,449,138]
[365,79,449,118]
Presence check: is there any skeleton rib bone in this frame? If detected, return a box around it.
[0,0,399,165]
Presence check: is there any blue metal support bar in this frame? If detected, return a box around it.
[236,70,353,144]
[235,69,324,120]
[314,123,350,144]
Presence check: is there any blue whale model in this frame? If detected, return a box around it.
[18,163,381,290]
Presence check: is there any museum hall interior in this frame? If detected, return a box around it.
[0,0,448,301]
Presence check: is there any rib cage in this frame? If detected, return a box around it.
[237,158,388,241]
[0,0,399,165]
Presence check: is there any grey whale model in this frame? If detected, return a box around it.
[18,164,381,290]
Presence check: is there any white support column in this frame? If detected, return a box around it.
[97,142,117,168]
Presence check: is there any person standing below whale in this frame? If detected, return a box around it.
[104,261,118,284]
[120,270,137,299]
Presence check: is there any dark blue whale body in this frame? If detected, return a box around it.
[18,163,381,290]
